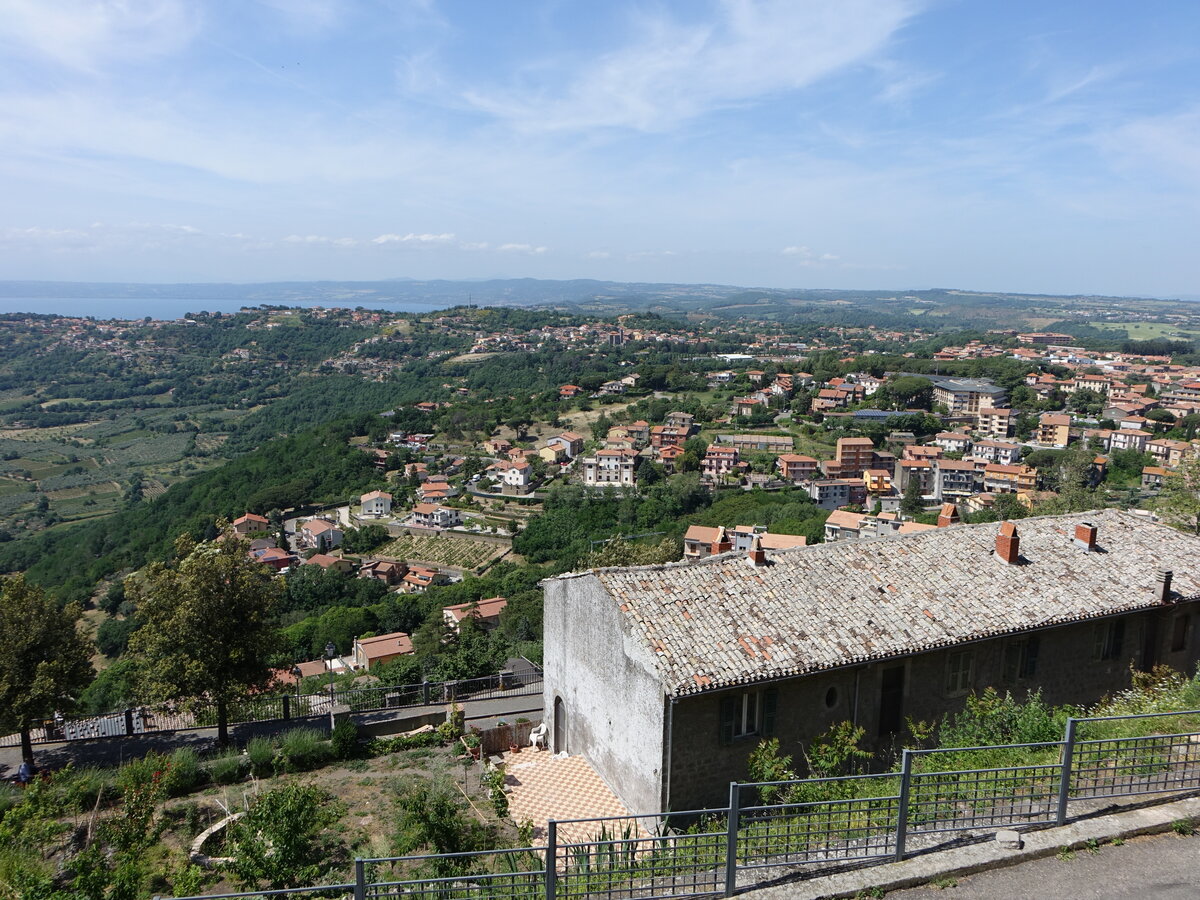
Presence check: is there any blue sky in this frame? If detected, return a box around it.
[0,0,1198,296]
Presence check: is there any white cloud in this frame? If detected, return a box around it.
[782,245,839,265]
[0,0,199,71]
[464,0,922,132]
[497,243,548,254]
[371,232,456,245]
[587,250,612,259]
[284,234,358,246]
[1104,108,1200,190]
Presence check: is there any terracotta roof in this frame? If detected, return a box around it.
[824,510,865,529]
[444,596,509,622]
[758,533,808,550]
[234,513,269,527]
[361,490,392,501]
[301,519,337,534]
[357,631,413,659]
[304,553,347,568]
[550,510,1200,697]
[684,525,725,544]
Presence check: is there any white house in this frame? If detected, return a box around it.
[411,503,462,529]
[360,490,393,517]
[299,518,343,551]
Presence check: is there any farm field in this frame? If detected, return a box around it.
[377,531,509,571]
[1090,321,1200,340]
[0,401,237,534]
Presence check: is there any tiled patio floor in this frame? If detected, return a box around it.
[502,750,649,846]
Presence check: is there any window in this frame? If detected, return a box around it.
[719,688,777,744]
[1094,620,1126,661]
[945,650,974,695]
[1171,614,1190,653]
[1002,636,1040,683]
[824,686,840,710]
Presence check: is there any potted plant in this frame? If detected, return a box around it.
[461,733,482,760]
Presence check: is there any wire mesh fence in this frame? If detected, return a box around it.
[362,847,547,900]
[1,667,543,747]
[552,813,728,899]
[736,774,901,869]
[129,707,1200,900]
[905,743,1063,835]
[1070,710,1200,801]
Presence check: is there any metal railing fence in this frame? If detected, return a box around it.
[0,666,543,748]
[153,707,1200,900]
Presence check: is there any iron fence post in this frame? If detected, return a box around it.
[725,782,741,896]
[1056,717,1078,826]
[894,749,913,862]
[422,680,431,705]
[546,819,558,900]
[282,694,291,720]
[123,708,134,736]
[354,857,366,900]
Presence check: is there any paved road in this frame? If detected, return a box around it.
[0,693,541,776]
[889,831,1200,899]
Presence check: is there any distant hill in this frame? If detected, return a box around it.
[0,278,1193,329]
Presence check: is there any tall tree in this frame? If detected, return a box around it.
[1158,449,1200,535]
[900,474,925,516]
[0,575,94,766]
[128,527,283,746]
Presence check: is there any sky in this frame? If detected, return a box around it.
[0,0,1198,297]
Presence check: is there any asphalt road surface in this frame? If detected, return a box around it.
[888,830,1200,899]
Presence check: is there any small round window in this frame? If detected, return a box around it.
[824,686,839,709]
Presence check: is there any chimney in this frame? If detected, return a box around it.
[712,526,731,555]
[995,521,1020,564]
[748,536,769,567]
[937,503,960,528]
[1157,569,1174,604]
[1073,522,1098,552]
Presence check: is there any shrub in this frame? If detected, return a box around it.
[162,747,204,797]
[246,737,276,777]
[116,751,170,800]
[366,731,441,755]
[277,728,332,773]
[482,767,509,819]
[226,783,343,889]
[330,720,359,760]
[207,750,247,785]
[57,766,113,812]
[0,783,21,818]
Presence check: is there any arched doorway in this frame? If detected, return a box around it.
[553,696,566,754]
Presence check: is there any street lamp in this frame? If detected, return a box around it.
[325,641,337,732]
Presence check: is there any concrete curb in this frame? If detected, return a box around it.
[741,795,1200,899]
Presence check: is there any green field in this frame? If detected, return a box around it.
[1091,321,1200,340]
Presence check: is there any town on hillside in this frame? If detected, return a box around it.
[5,302,1200,898]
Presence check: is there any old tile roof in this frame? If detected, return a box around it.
[554,510,1200,698]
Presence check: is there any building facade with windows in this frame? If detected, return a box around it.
[541,510,1200,816]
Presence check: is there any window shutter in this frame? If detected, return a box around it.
[719,696,737,745]
[1022,636,1040,678]
[1112,620,1126,658]
[761,688,778,737]
[1002,643,1018,684]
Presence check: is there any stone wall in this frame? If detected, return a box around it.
[667,605,1199,812]
[543,574,667,816]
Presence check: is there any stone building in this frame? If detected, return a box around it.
[541,510,1200,816]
